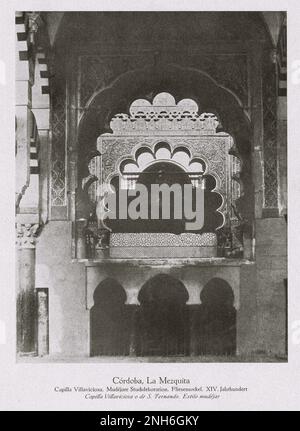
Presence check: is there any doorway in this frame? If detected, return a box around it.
[197,278,236,355]
[137,274,189,356]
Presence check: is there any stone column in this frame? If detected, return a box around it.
[126,305,139,357]
[187,304,200,357]
[16,223,39,355]
[37,288,49,356]
[125,288,140,357]
[186,285,201,357]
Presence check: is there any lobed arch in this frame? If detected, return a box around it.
[119,143,206,176]
[103,140,210,180]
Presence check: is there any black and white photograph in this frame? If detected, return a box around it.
[1,0,299,412]
[14,10,287,363]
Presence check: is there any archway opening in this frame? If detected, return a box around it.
[81,90,245,259]
[78,66,253,231]
[137,274,189,356]
[197,278,236,355]
[90,278,129,356]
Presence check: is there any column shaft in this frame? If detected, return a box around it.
[17,247,37,354]
[188,305,200,357]
[37,288,49,356]
[127,304,139,357]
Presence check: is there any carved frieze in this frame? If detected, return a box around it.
[110,232,216,247]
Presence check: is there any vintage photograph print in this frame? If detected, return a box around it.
[15,12,287,363]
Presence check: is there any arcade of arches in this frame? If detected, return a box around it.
[90,275,236,357]
[15,12,287,360]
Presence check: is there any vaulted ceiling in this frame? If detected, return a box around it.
[41,11,285,50]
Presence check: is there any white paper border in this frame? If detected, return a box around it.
[0,0,299,411]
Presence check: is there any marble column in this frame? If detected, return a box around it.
[37,288,49,356]
[16,223,39,355]
[126,305,138,356]
[186,305,200,357]
[125,288,140,357]
[186,285,201,357]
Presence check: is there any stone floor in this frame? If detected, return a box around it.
[18,354,287,363]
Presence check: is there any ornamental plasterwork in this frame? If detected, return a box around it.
[110,232,217,248]
[99,136,228,188]
[51,87,66,207]
[97,93,230,192]
[16,223,40,249]
[84,93,240,222]
[108,93,220,135]
[263,63,278,209]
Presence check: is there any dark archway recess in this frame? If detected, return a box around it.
[136,274,189,356]
[107,162,223,233]
[78,65,254,223]
[90,278,130,356]
[197,278,236,355]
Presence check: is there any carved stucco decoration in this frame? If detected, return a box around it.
[263,60,278,209]
[110,232,217,247]
[96,93,230,205]
[99,137,228,196]
[16,223,40,249]
[51,85,66,207]
[80,93,241,252]
[87,93,237,224]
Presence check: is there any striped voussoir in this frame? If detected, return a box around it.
[30,120,39,175]
[36,52,50,96]
[15,12,29,62]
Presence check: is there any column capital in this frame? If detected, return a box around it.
[16,223,40,249]
[185,284,201,305]
[125,288,140,305]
